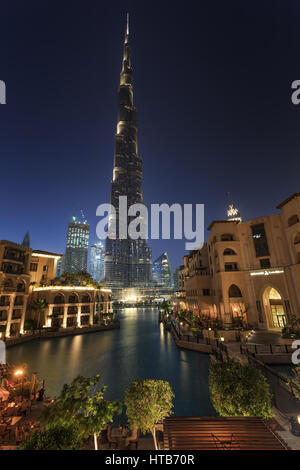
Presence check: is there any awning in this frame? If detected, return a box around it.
[163,417,288,450]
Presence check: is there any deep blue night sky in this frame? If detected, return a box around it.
[1,0,300,273]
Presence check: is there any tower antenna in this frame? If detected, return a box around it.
[80,210,87,224]
[126,12,129,36]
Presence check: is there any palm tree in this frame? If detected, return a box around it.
[31,297,48,329]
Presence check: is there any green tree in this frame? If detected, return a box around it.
[20,424,82,450]
[124,379,174,450]
[39,374,121,450]
[59,270,97,287]
[288,365,300,399]
[160,301,172,314]
[209,359,272,418]
[30,297,48,329]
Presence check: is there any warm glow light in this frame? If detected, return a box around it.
[32,253,62,260]
[33,286,95,291]
[220,337,225,342]
[14,369,24,377]
[125,295,137,302]
[250,269,284,276]
[297,415,300,425]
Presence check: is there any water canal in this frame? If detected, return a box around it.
[7,307,215,416]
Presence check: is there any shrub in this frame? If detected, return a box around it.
[20,424,82,450]
[209,359,272,418]
[289,365,300,399]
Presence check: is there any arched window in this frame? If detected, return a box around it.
[228,284,242,298]
[294,233,300,245]
[223,248,237,256]
[68,294,78,303]
[288,215,299,227]
[221,234,234,241]
[81,294,91,303]
[16,281,25,292]
[54,294,64,304]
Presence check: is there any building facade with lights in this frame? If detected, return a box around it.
[104,17,152,288]
[29,249,62,284]
[0,240,32,337]
[28,286,113,329]
[63,218,90,274]
[0,243,112,337]
[180,193,300,330]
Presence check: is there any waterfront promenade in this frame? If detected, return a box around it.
[5,320,120,348]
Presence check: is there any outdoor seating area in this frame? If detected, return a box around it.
[0,401,38,446]
[163,417,288,450]
[0,363,44,447]
[101,424,141,450]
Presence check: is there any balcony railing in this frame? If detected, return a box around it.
[3,252,25,262]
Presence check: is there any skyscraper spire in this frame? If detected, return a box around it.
[126,12,129,37]
[121,15,132,86]
[105,18,152,287]
[22,232,30,248]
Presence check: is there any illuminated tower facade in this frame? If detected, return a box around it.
[64,216,90,274]
[105,16,152,287]
[152,252,172,288]
[89,242,105,282]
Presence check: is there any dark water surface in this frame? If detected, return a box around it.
[7,308,215,416]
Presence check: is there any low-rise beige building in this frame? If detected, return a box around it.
[0,241,32,337]
[0,241,113,337]
[181,193,300,330]
[29,250,62,284]
[28,286,113,329]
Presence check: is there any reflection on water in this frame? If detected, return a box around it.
[7,307,215,416]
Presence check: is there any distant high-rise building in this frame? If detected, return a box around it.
[22,232,30,248]
[56,255,64,277]
[173,266,181,291]
[63,215,90,274]
[104,15,152,287]
[152,252,172,288]
[89,242,105,282]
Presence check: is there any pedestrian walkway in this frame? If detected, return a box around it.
[247,330,282,345]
